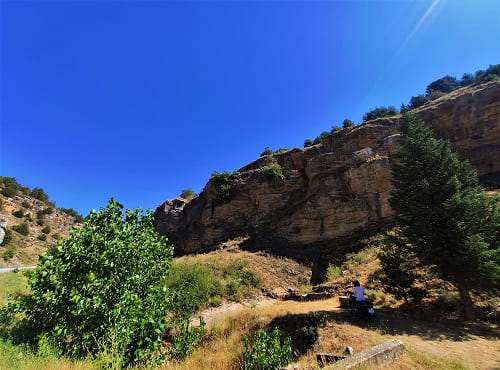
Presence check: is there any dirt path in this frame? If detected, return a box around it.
[189,297,500,369]
[189,296,277,328]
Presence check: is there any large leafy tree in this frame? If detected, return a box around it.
[385,112,499,319]
[17,200,175,365]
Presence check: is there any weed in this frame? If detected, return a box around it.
[241,328,292,370]
[326,264,341,281]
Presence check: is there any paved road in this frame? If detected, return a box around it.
[0,266,37,274]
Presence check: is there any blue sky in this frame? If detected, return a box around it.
[1,0,499,216]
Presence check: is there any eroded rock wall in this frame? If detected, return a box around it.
[154,82,500,265]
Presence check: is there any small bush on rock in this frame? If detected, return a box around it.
[12,222,29,236]
[12,210,24,218]
[258,163,284,184]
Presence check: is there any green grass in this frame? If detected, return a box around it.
[407,348,469,369]
[0,271,29,306]
[0,339,99,370]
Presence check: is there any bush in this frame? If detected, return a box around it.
[241,328,292,370]
[37,207,53,219]
[180,189,195,199]
[1,228,12,246]
[211,170,240,203]
[21,201,31,209]
[59,208,84,223]
[313,136,322,145]
[166,262,224,320]
[41,226,51,234]
[2,245,17,261]
[36,219,44,226]
[273,148,288,154]
[303,139,313,147]
[258,163,284,184]
[326,264,341,280]
[342,119,355,129]
[37,234,47,241]
[52,233,60,240]
[166,259,262,319]
[425,75,460,95]
[12,210,24,218]
[363,106,398,122]
[13,200,178,366]
[331,126,341,133]
[30,187,50,203]
[260,147,273,156]
[24,213,32,222]
[12,222,29,236]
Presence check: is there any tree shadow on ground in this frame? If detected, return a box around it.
[314,307,499,342]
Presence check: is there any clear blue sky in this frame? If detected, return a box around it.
[1,0,499,217]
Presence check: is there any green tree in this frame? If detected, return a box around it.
[386,112,500,319]
[30,187,50,203]
[260,147,273,156]
[362,106,398,122]
[14,200,176,365]
[342,119,355,129]
[425,75,460,94]
[303,139,313,147]
[180,188,196,199]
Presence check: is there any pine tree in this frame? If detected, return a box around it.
[385,112,500,319]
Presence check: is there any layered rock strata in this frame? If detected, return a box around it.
[154,82,500,275]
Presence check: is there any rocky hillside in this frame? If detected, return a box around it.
[0,179,82,267]
[154,81,500,280]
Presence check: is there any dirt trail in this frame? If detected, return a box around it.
[189,297,500,369]
[189,296,277,328]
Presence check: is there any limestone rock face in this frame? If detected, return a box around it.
[154,82,500,261]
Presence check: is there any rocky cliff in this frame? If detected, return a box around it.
[154,82,500,277]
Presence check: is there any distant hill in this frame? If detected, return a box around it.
[0,177,83,267]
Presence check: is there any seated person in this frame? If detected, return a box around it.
[352,280,365,302]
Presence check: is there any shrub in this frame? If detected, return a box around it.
[258,163,284,184]
[312,136,322,145]
[41,226,51,234]
[211,170,240,203]
[12,210,24,218]
[37,234,47,241]
[1,228,12,246]
[166,262,224,320]
[363,106,398,122]
[12,222,29,236]
[326,264,341,280]
[425,75,460,95]
[303,139,313,147]
[427,89,447,100]
[241,328,292,370]
[37,207,53,219]
[21,201,31,209]
[408,94,429,110]
[13,200,178,366]
[30,187,50,203]
[273,148,288,154]
[52,233,60,240]
[24,213,33,222]
[1,186,17,198]
[342,119,355,129]
[59,208,84,223]
[180,189,195,199]
[331,126,341,133]
[2,245,17,261]
[36,219,44,226]
[260,147,273,156]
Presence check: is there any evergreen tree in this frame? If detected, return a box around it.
[386,112,500,319]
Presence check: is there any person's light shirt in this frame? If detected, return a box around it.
[353,286,365,301]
